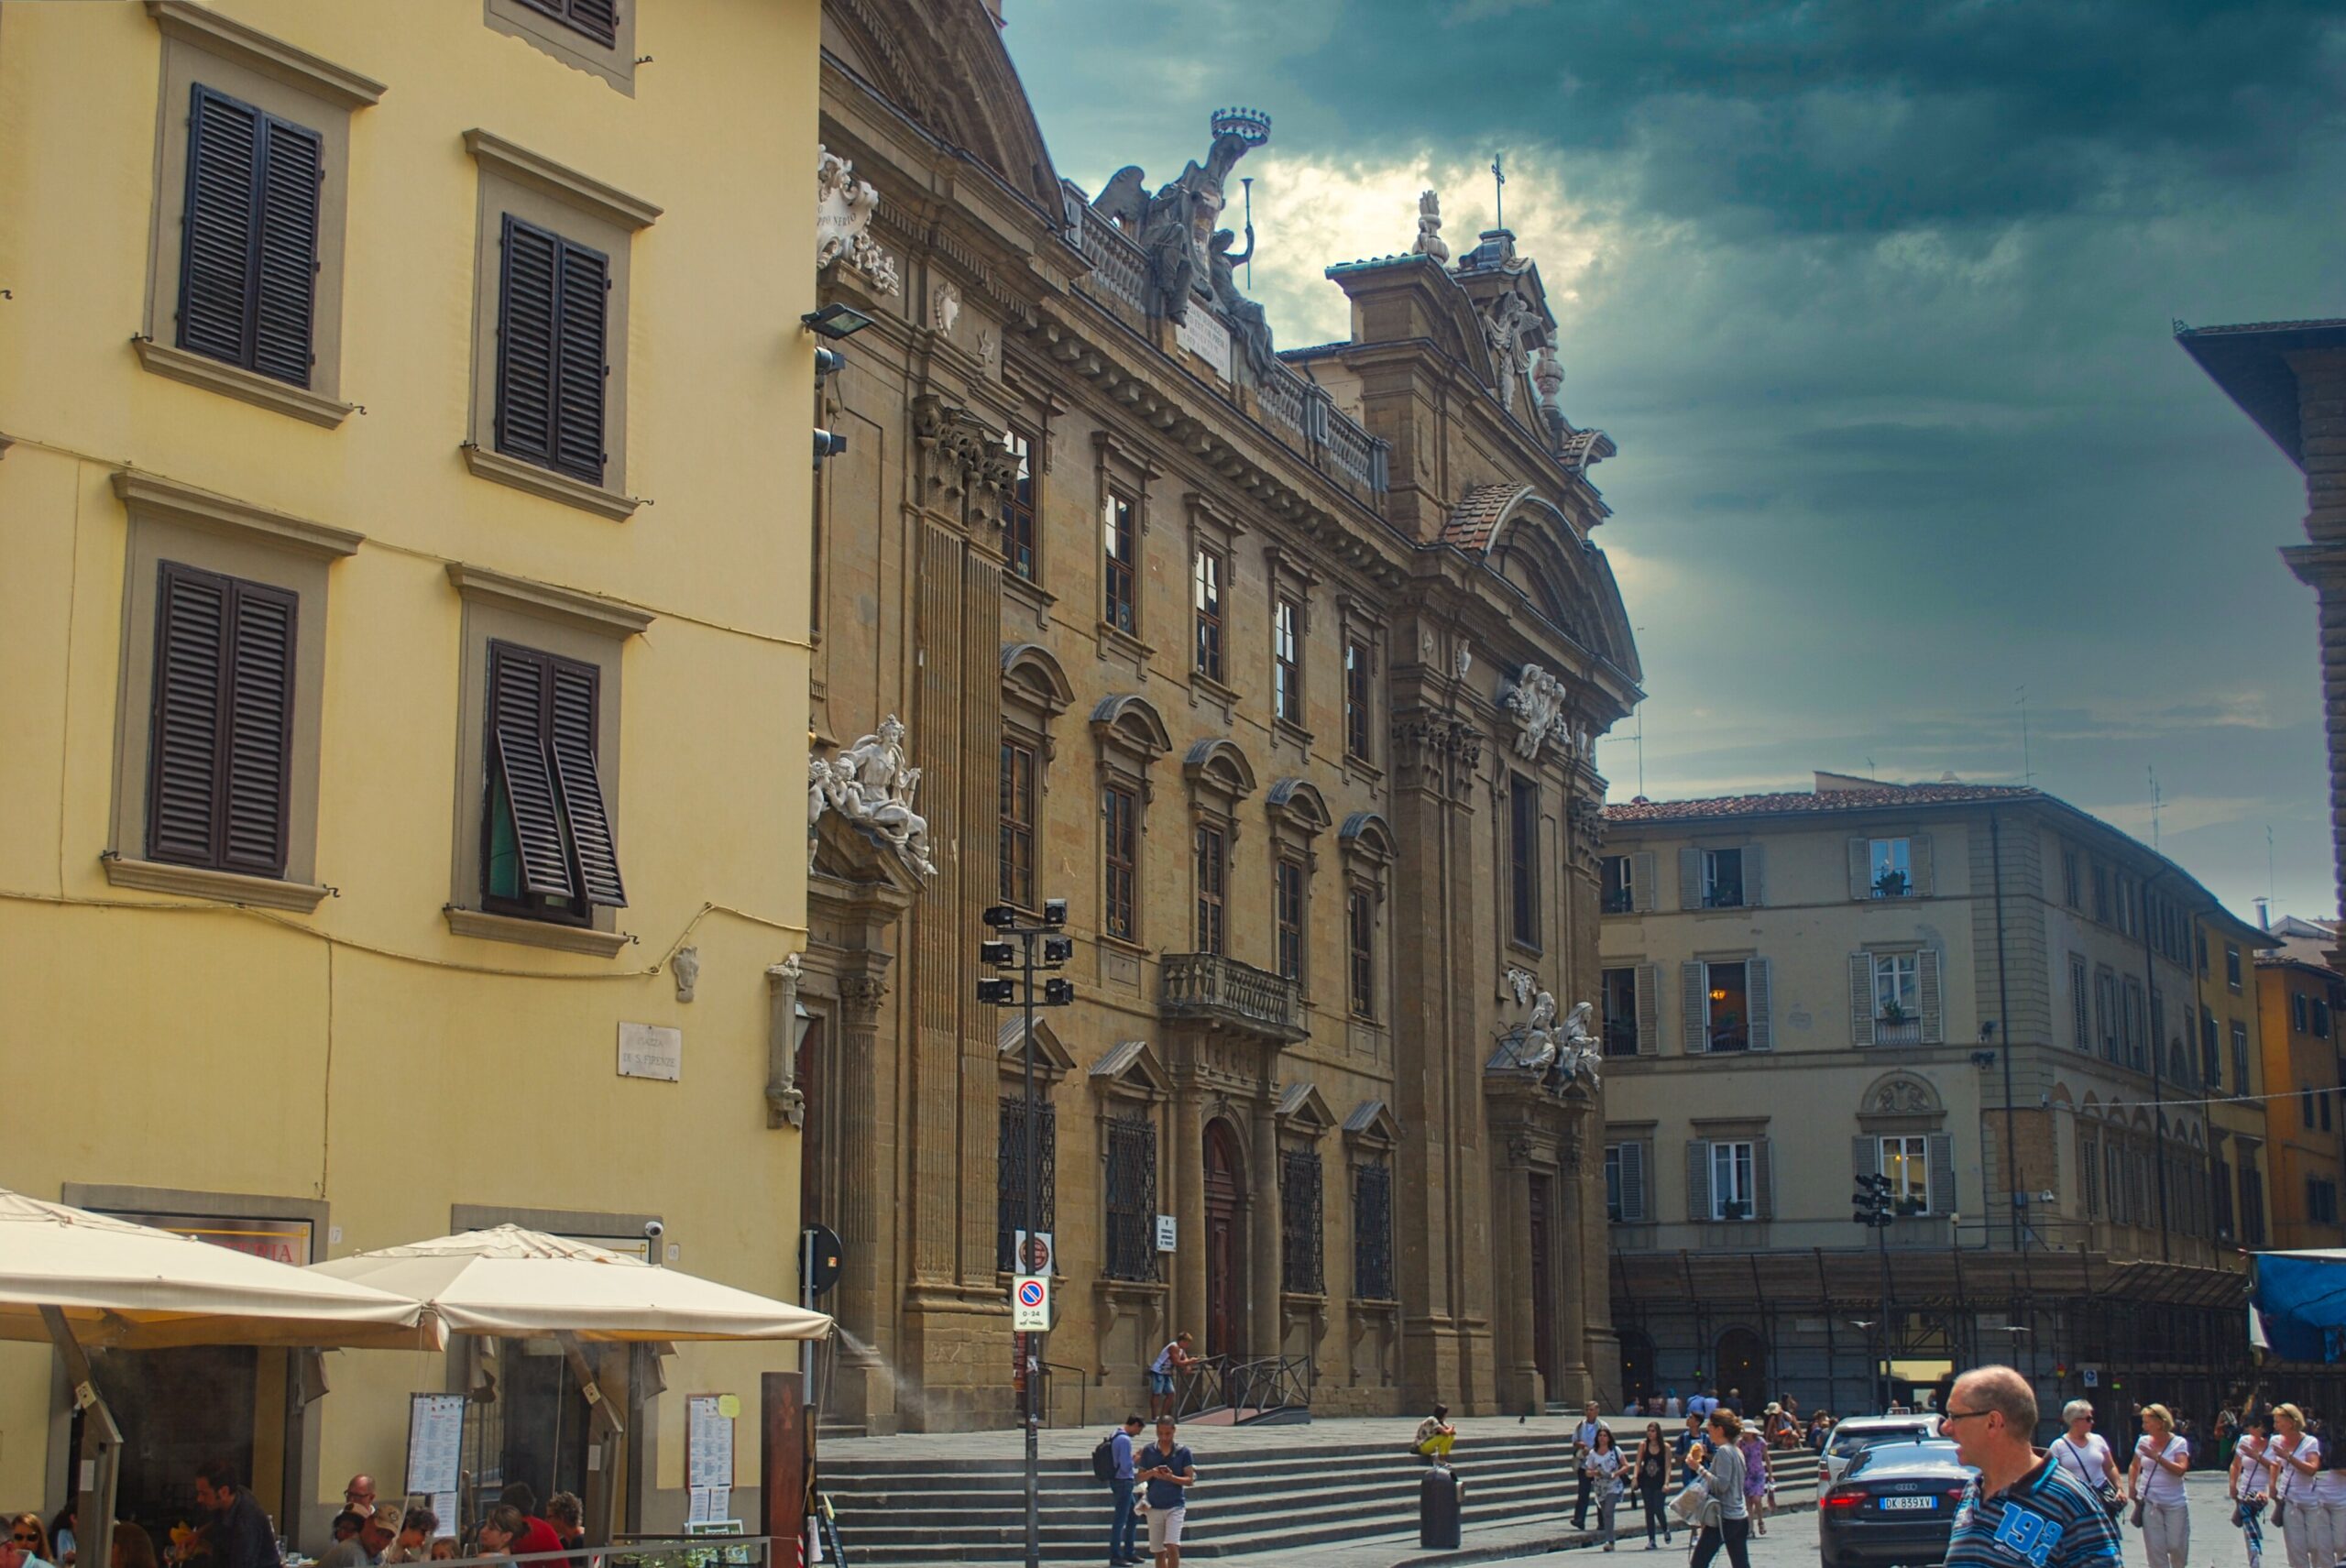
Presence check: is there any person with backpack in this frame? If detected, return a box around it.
[1095,1414,1146,1566]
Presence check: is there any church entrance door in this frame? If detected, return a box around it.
[1203,1120,1244,1358]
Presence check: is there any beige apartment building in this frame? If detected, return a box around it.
[1599,773,2261,1421]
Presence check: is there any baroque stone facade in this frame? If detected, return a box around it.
[799,0,1641,1432]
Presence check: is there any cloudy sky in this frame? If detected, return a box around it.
[1001,0,2346,924]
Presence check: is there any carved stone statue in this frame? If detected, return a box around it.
[1411,189,1450,264]
[1552,1001,1603,1091]
[765,954,806,1129]
[673,946,699,1004]
[1503,663,1572,758]
[1207,227,1276,378]
[807,715,937,878]
[1091,110,1268,325]
[816,145,901,297]
[1483,291,1534,412]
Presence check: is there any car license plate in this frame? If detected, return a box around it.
[1880,1497,1936,1511]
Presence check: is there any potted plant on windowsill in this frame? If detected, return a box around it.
[1879,999,1910,1026]
[1717,1200,1751,1222]
[1873,869,1910,897]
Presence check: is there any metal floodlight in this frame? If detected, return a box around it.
[976,978,1015,1005]
[813,429,848,460]
[1041,936,1074,966]
[979,939,1016,968]
[813,345,847,379]
[1042,897,1069,927]
[1043,978,1076,1006]
[981,904,1021,929]
[801,302,875,340]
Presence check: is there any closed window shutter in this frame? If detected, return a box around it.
[1918,949,1943,1044]
[548,659,627,907]
[1747,957,1772,1052]
[554,238,609,484]
[1684,1139,1711,1223]
[1743,843,1764,907]
[180,87,261,367]
[1852,1135,1878,1185]
[1634,963,1660,1054]
[1619,1141,1647,1223]
[1679,847,1702,910]
[1633,850,1657,912]
[1913,832,1935,896]
[1849,953,1876,1045]
[251,115,322,387]
[497,215,560,471]
[1927,1133,1956,1215]
[148,562,230,866]
[1847,836,1870,900]
[486,641,575,899]
[1753,1137,1775,1220]
[219,579,297,876]
[1682,962,1706,1055]
[568,0,620,46]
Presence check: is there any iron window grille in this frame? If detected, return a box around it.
[1103,1113,1157,1282]
[1352,1159,1395,1301]
[1279,1149,1324,1296]
[995,1096,1058,1273]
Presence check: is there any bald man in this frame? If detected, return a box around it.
[1941,1366,2121,1568]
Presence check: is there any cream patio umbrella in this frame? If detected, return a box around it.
[0,1190,442,1568]
[312,1226,830,1541]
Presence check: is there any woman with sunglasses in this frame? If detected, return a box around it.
[1634,1420,1674,1550]
[4,1516,55,1568]
[2129,1403,2193,1568]
[2270,1404,2321,1568]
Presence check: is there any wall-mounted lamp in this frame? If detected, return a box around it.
[1969,1048,1997,1069]
[801,302,874,340]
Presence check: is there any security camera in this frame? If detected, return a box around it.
[643,1219,665,1242]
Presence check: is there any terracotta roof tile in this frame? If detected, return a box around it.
[1604,783,2039,824]
[1441,482,1520,553]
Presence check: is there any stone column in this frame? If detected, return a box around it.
[830,974,893,1428]
[1173,1088,1207,1343]
[1252,1094,1284,1359]
[1558,1122,1594,1403]
[1496,1147,1539,1411]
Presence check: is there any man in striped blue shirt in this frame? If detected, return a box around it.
[1941,1367,2123,1568]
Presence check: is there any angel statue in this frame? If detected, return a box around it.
[1512,987,1561,1075]
[1550,1000,1604,1092]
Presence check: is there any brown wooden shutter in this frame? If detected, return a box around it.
[180,86,261,367]
[1918,949,1944,1044]
[1850,953,1876,1045]
[1682,962,1707,1055]
[1928,1132,1956,1216]
[1753,1137,1775,1220]
[1618,1141,1647,1223]
[1634,963,1660,1055]
[521,0,619,46]
[148,562,230,866]
[1747,957,1772,1052]
[1679,847,1702,910]
[219,579,296,876]
[1912,832,1935,896]
[496,215,559,471]
[1853,1135,1878,1186]
[487,641,575,899]
[1685,1139,1712,1223]
[553,237,609,484]
[1743,843,1765,907]
[548,658,627,907]
[250,115,322,388]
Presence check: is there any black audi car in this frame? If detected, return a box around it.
[1817,1437,1977,1568]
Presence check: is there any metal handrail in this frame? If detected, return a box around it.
[1170,1353,1314,1420]
[1036,1357,1088,1428]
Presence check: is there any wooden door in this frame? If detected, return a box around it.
[1204,1120,1244,1358]
[1529,1172,1557,1395]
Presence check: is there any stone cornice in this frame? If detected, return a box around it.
[148,1,386,109]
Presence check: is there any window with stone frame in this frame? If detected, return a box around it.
[1352,1157,1394,1300]
[1602,854,1635,915]
[1194,823,1227,955]
[1276,857,1306,982]
[1104,784,1138,940]
[1343,636,1373,762]
[1274,595,1304,725]
[1600,967,1640,1057]
[2201,1011,2220,1086]
[1340,813,1394,1025]
[2072,954,2092,1050]
[1279,1148,1325,1296]
[1179,738,1255,958]
[1265,778,1330,995]
[1000,429,1038,582]
[1191,545,1226,683]
[1347,890,1376,1020]
[1103,491,1138,635]
[1091,694,1170,946]
[999,739,1036,912]
[1000,643,1072,916]
[1604,1140,1650,1223]
[2231,1020,2250,1093]
[994,1094,1056,1273]
[1102,1111,1158,1282]
[1507,773,1540,949]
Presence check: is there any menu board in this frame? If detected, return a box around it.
[685,1394,736,1524]
[406,1393,466,1537]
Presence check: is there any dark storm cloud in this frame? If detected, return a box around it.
[1001,1,2346,919]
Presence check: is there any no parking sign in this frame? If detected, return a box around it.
[1013,1274,1050,1332]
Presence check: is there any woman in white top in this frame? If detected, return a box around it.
[2233,1410,2276,1568]
[2272,1404,2324,1568]
[2128,1402,2192,1568]
[2311,1419,2346,1568]
[1584,1425,1628,1552]
[2052,1398,2125,1505]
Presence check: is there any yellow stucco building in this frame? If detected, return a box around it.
[2254,937,2346,1249]
[0,0,817,1543]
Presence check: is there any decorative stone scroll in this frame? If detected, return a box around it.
[1503,663,1571,758]
[808,715,937,878]
[816,145,901,297]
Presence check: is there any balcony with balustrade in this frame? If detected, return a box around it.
[1159,951,1308,1043]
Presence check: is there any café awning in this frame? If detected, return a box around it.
[0,1189,442,1351]
[310,1224,831,1341]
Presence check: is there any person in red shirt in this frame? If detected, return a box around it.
[496,1487,565,1560]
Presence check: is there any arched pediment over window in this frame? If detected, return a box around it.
[1266,777,1332,838]
[1182,737,1257,805]
[1340,810,1397,866]
[1859,1070,1945,1119]
[1440,486,1640,681]
[1003,641,1074,715]
[1091,693,1172,757]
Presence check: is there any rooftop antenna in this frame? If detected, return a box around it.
[1636,704,1646,798]
[1240,177,1254,290]
[1491,153,1506,230]
[2014,685,2034,786]
[2148,766,2163,851]
[1867,755,1876,781]
[2268,826,2277,914]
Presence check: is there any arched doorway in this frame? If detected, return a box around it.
[1714,1326,1765,1409]
[1203,1120,1245,1357]
[1619,1330,1656,1410]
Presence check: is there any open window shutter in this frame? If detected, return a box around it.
[250,115,321,387]
[219,580,297,877]
[1847,837,1870,900]
[487,642,574,898]
[1633,851,1657,913]
[1912,833,1935,896]
[181,86,261,367]
[496,215,559,469]
[1746,957,1772,1052]
[1685,1140,1711,1223]
[553,236,609,485]
[1682,962,1707,1055]
[1849,953,1876,1045]
[1620,1141,1647,1222]
[1918,949,1943,1044]
[148,562,229,866]
[548,658,627,907]
[1753,1137,1775,1220]
[1743,843,1765,907]
[1853,1136,1878,1185]
[1928,1133,1956,1215]
[1679,848,1702,910]
[1634,963,1660,1055]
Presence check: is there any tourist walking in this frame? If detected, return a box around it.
[1572,1402,1606,1529]
[2311,1421,2346,1568]
[2270,1404,2320,1568]
[1938,1366,2122,1568]
[2051,1399,2125,1513]
[1584,1426,1626,1551]
[1147,1332,1195,1421]
[1633,1421,1674,1550]
[1107,1412,1145,1566]
[1737,1417,1770,1536]
[1684,1411,1751,1568]
[2232,1410,2275,1568]
[1137,1417,1197,1568]
[2128,1402,2192,1568]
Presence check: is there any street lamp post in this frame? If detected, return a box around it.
[978,898,1075,1568]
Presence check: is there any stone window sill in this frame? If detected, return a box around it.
[1095,620,1155,669]
[1189,669,1242,716]
[136,339,354,428]
[1341,751,1384,787]
[104,854,329,912]
[1272,716,1314,752]
[1003,571,1055,624]
[462,444,641,521]
[444,905,630,958]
